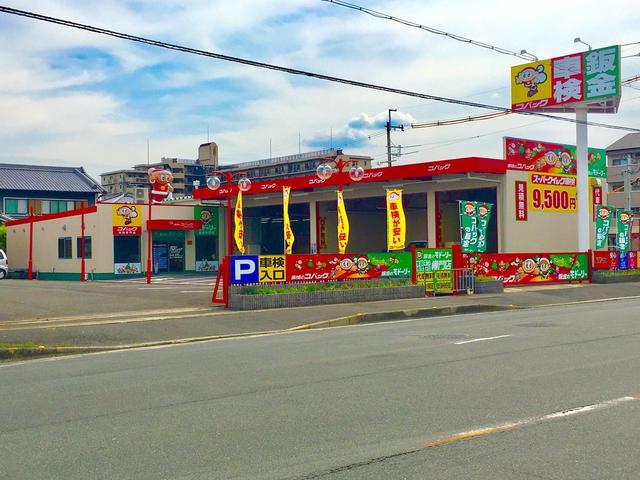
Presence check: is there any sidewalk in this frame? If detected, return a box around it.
[2,282,639,355]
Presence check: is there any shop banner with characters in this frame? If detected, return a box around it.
[467,253,589,286]
[459,201,493,253]
[505,137,607,178]
[234,191,245,254]
[194,206,218,236]
[337,190,349,254]
[386,189,406,251]
[112,204,142,236]
[616,210,633,254]
[283,187,295,255]
[595,205,614,249]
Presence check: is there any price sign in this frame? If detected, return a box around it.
[528,173,577,213]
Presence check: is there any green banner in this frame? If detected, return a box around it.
[414,248,453,272]
[595,205,613,249]
[460,201,479,253]
[460,201,492,253]
[584,45,620,102]
[368,252,413,278]
[195,206,219,236]
[476,203,493,253]
[616,209,633,254]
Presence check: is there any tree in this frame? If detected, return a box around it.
[0,225,6,251]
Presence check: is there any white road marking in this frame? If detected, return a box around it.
[179,290,211,293]
[425,396,638,448]
[454,334,512,345]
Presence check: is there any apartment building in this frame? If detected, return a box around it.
[606,133,640,214]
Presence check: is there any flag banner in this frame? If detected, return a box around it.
[616,209,633,254]
[337,190,349,254]
[386,189,406,251]
[234,190,245,254]
[283,187,295,255]
[595,205,613,249]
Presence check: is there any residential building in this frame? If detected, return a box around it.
[100,142,219,199]
[217,149,373,182]
[606,132,640,215]
[0,163,103,219]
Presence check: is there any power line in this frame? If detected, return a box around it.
[321,0,538,61]
[1,5,639,134]
[411,112,509,129]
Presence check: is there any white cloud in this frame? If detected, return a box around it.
[0,0,639,181]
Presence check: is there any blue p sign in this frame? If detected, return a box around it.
[230,256,259,284]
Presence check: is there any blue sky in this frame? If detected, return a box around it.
[1,0,639,180]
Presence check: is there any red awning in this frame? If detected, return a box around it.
[147,219,202,230]
[193,157,506,200]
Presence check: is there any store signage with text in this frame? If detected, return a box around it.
[466,252,589,286]
[112,204,142,236]
[515,181,528,221]
[147,219,203,230]
[528,173,577,213]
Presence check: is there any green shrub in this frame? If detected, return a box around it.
[241,279,413,295]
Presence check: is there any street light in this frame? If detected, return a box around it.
[574,37,592,51]
[316,157,365,190]
[206,170,252,256]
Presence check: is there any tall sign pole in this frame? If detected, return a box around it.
[576,107,589,251]
[80,203,86,282]
[146,191,153,284]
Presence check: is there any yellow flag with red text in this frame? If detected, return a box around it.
[387,189,406,250]
[283,186,294,254]
[234,190,245,254]
[337,190,349,254]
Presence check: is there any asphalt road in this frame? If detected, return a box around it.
[1,299,640,479]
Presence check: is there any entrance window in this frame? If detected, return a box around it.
[76,237,92,259]
[196,235,217,262]
[58,237,72,259]
[114,236,140,263]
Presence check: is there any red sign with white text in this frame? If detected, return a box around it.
[112,226,142,236]
[147,219,202,230]
[515,181,528,221]
[593,250,618,270]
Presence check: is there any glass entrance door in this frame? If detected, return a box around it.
[152,230,185,273]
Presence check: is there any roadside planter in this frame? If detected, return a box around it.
[592,270,640,284]
[228,280,424,310]
[473,277,504,294]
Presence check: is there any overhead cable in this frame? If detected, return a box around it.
[1,5,639,133]
[321,0,538,61]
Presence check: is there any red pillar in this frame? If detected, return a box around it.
[226,191,233,257]
[146,193,153,284]
[80,204,86,282]
[27,206,34,280]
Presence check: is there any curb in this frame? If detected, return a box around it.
[288,304,519,331]
[0,304,519,362]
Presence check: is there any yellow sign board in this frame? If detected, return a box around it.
[528,172,577,213]
[417,270,453,293]
[386,189,406,251]
[259,255,286,283]
[112,204,142,235]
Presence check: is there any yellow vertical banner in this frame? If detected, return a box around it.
[387,189,406,250]
[283,186,295,254]
[234,190,245,254]
[337,190,349,254]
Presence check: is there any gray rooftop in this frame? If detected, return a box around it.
[606,133,640,152]
[0,163,104,193]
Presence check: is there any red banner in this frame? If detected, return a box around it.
[592,250,618,270]
[515,181,528,221]
[113,226,142,236]
[466,252,589,286]
[147,219,202,230]
[286,253,404,282]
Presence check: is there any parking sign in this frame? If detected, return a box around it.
[230,256,259,284]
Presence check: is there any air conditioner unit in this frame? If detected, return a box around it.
[135,187,149,204]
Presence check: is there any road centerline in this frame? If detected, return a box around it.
[454,334,513,345]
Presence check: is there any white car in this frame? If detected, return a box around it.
[0,249,7,279]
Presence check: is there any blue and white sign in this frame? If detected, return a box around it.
[230,255,259,284]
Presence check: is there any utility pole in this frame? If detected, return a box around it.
[386,108,404,167]
[624,153,632,211]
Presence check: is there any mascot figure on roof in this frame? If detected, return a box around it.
[148,167,174,204]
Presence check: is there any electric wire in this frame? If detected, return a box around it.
[1,5,639,133]
[321,0,538,61]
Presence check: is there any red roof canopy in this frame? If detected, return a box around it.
[193,157,505,200]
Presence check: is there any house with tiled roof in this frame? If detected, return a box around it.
[0,163,104,218]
